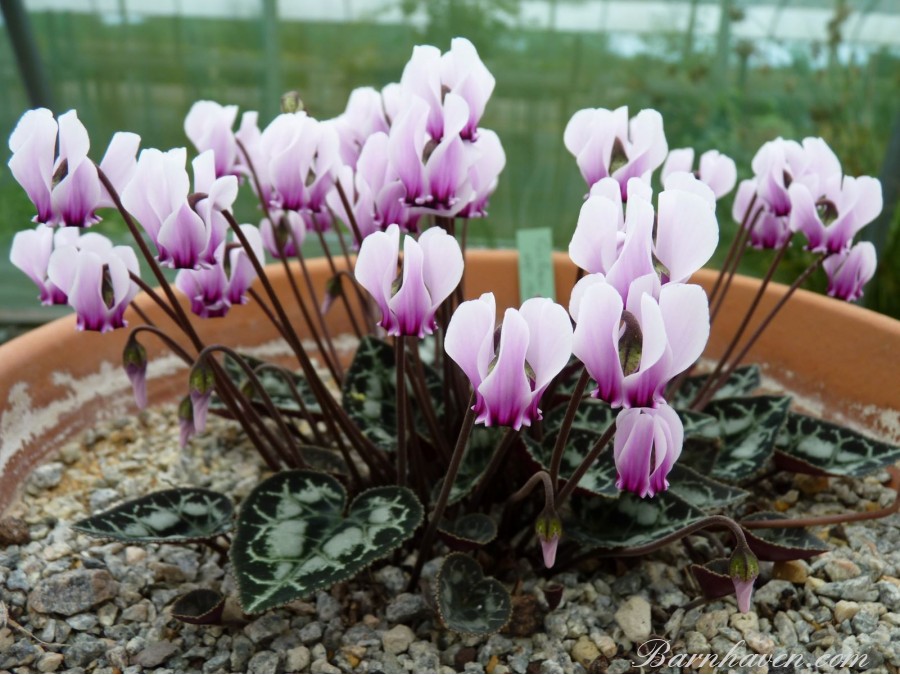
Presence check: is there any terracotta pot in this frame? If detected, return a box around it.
[1,251,898,514]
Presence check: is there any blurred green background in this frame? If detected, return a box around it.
[1,0,898,338]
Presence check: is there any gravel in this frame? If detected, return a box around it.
[2,402,900,673]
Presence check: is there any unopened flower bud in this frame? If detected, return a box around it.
[321,276,343,316]
[729,544,759,614]
[535,511,563,569]
[178,395,195,448]
[189,359,216,433]
[122,335,148,409]
[281,91,304,114]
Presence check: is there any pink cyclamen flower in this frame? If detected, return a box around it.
[10,224,80,304]
[440,37,495,141]
[563,106,668,199]
[613,404,684,498]
[46,235,140,332]
[732,179,792,250]
[184,100,239,177]
[570,276,709,409]
[445,294,574,429]
[175,224,265,318]
[355,224,463,338]
[260,209,307,258]
[788,175,882,254]
[8,109,139,227]
[456,129,506,218]
[327,87,390,169]
[822,241,877,302]
[662,148,737,199]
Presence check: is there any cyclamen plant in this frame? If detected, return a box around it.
[8,37,900,635]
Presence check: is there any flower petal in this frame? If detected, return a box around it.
[477,309,533,428]
[445,293,496,396]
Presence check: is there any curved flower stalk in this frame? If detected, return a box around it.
[570,275,710,409]
[10,224,81,304]
[822,241,877,302]
[613,404,683,498]
[9,108,139,227]
[184,100,239,178]
[569,176,718,295]
[121,148,237,269]
[46,234,140,333]
[175,224,266,318]
[661,148,736,199]
[563,106,668,200]
[354,224,463,337]
[445,294,573,429]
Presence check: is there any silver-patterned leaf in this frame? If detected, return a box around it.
[775,412,900,477]
[433,426,501,507]
[545,398,617,435]
[707,396,792,482]
[677,409,720,439]
[741,512,830,561]
[567,492,705,549]
[672,364,761,407]
[667,464,749,509]
[231,471,423,613]
[223,353,321,415]
[73,489,232,543]
[436,553,511,636]
[438,514,498,551]
[522,428,618,499]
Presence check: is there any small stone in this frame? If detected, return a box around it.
[824,559,862,582]
[134,640,179,668]
[64,637,107,668]
[684,631,709,654]
[614,595,651,643]
[66,613,99,631]
[316,592,342,622]
[383,624,416,655]
[595,633,617,659]
[244,615,288,643]
[816,576,880,602]
[0,517,30,545]
[386,593,429,624]
[571,635,600,667]
[286,645,311,671]
[298,621,323,644]
[28,569,119,616]
[121,601,150,623]
[695,608,729,640]
[772,559,809,584]
[204,652,231,673]
[89,488,120,512]
[6,569,30,591]
[35,652,64,673]
[124,547,147,565]
[744,630,775,654]
[833,600,861,623]
[374,566,408,593]
[851,609,879,634]
[29,462,64,490]
[97,602,118,627]
[310,657,341,674]
[878,580,900,611]
[248,650,280,674]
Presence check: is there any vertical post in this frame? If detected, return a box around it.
[714,0,733,90]
[1,0,54,109]
[261,0,282,120]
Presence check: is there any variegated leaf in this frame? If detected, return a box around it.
[73,488,232,543]
[706,396,792,482]
[231,471,423,613]
[671,364,761,408]
[678,409,720,439]
[341,337,443,451]
[223,352,320,415]
[438,514,498,551]
[741,512,830,561]
[545,398,616,435]
[667,465,749,509]
[433,426,502,507]
[522,428,618,499]
[775,412,900,477]
[436,553,511,636]
[567,492,705,549]
[690,558,735,601]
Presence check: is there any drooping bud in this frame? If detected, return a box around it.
[535,510,563,569]
[281,90,304,114]
[729,544,760,614]
[189,359,216,433]
[122,335,149,409]
[178,395,195,448]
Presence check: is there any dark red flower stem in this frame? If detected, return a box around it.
[555,419,617,506]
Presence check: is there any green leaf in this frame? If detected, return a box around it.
[672,364,761,408]
[438,514,498,551]
[678,409,720,440]
[341,337,443,451]
[567,491,705,549]
[690,558,735,602]
[299,445,349,476]
[741,512,830,561]
[667,465,749,509]
[436,553,511,636]
[433,426,502,507]
[73,488,232,543]
[706,396,792,482]
[223,353,321,416]
[171,589,226,625]
[774,412,900,477]
[231,471,423,613]
[544,397,617,434]
[522,428,618,499]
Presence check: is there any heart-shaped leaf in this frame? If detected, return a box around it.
[171,589,226,625]
[436,553,511,636]
[231,470,423,613]
[741,512,829,561]
[774,412,900,477]
[667,465,749,509]
[544,397,617,435]
[522,429,618,499]
[690,558,735,601]
[706,396,792,482]
[672,364,761,408]
[299,445,349,476]
[678,436,722,475]
[341,337,443,451]
[73,488,232,543]
[438,514,498,551]
[567,492,705,550]
[223,352,321,415]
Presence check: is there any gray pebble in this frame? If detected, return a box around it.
[247,650,280,674]
[298,620,324,644]
[230,634,254,671]
[374,565,408,593]
[29,462,64,490]
[878,581,900,611]
[310,657,341,674]
[817,576,881,602]
[64,636,107,668]
[285,645,311,672]
[89,488,121,512]
[66,613,99,631]
[5,569,30,592]
[203,652,231,673]
[28,569,119,616]
[133,640,179,668]
[316,591,342,622]
[244,614,288,643]
[386,592,429,624]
